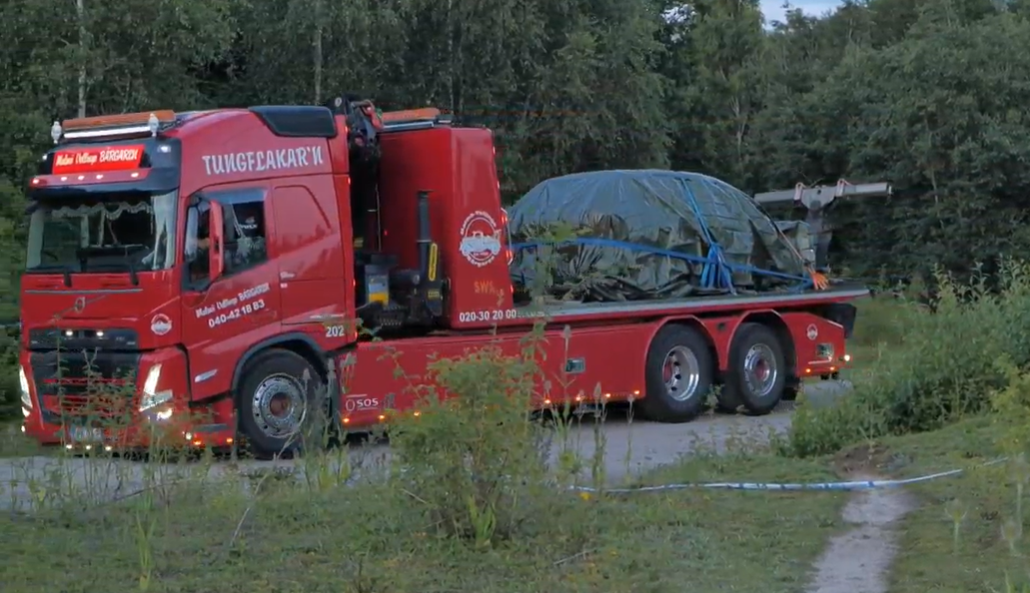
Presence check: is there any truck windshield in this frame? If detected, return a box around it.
[25,190,178,274]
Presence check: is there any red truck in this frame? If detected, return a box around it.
[17,97,869,458]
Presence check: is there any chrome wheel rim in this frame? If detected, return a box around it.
[743,344,778,399]
[662,345,701,402]
[251,373,307,438]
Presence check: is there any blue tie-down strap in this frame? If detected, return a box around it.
[510,238,809,293]
[699,243,735,292]
[568,457,1008,494]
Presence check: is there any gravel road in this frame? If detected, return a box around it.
[0,381,848,511]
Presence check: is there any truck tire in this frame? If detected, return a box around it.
[236,349,324,459]
[721,322,787,415]
[640,324,713,422]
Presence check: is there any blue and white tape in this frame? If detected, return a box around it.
[570,457,1008,494]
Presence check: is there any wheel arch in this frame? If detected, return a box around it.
[231,332,331,399]
[649,316,719,378]
[739,311,796,380]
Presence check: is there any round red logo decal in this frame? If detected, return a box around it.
[459,211,502,267]
[151,314,172,336]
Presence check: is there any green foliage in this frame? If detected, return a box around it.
[0,0,1029,295]
[0,328,17,420]
[0,0,1028,449]
[784,260,1030,457]
[387,341,549,545]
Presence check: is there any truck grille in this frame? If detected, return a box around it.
[30,350,141,425]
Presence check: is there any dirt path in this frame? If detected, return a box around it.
[806,475,917,593]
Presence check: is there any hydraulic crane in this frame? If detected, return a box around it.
[755,179,893,272]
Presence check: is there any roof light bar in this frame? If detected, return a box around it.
[379,108,441,124]
[51,110,176,144]
[379,107,453,133]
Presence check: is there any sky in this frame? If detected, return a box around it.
[759,0,844,23]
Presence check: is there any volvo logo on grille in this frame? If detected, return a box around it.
[73,296,86,312]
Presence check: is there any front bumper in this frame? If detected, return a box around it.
[20,346,236,451]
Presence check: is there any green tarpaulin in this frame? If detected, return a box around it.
[508,169,807,301]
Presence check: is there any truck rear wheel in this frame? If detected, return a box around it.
[236,349,323,459]
[721,322,787,415]
[640,324,713,422]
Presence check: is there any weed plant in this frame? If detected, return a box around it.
[785,259,1030,457]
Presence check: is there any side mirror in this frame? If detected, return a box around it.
[209,201,225,282]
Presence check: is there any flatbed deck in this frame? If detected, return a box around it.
[483,284,869,326]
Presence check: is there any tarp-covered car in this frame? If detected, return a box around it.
[508,169,808,302]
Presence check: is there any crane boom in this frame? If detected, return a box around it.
[754,179,892,211]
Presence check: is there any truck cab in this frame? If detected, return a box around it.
[19,98,509,456]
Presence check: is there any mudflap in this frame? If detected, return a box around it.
[822,303,858,339]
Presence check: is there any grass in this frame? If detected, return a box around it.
[838,295,909,382]
[7,274,1030,593]
[0,294,906,592]
[0,430,852,593]
[786,265,1030,457]
[0,420,45,457]
[824,416,1028,593]
[0,330,857,593]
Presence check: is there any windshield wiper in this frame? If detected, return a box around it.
[76,245,144,286]
[26,264,74,287]
[82,261,140,286]
[126,256,139,286]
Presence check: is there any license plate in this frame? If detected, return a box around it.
[69,426,103,443]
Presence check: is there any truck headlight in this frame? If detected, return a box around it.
[19,365,31,409]
[139,364,173,411]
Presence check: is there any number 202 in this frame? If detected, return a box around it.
[325,325,347,338]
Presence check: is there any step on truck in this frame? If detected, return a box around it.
[18,96,874,458]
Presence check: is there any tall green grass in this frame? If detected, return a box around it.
[785,260,1030,457]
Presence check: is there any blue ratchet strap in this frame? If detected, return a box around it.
[680,184,735,293]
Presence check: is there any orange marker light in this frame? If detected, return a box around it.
[62,109,176,131]
[380,108,440,123]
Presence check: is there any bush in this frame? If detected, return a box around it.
[0,326,19,421]
[385,332,554,547]
[784,260,1030,457]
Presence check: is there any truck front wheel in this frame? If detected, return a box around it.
[640,324,714,422]
[237,349,323,459]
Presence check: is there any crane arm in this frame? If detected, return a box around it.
[754,179,892,211]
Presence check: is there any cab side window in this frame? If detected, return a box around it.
[183,188,268,288]
[184,201,210,287]
[219,190,269,275]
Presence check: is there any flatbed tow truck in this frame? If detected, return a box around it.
[17,96,874,457]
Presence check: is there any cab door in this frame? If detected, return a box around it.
[181,185,283,402]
